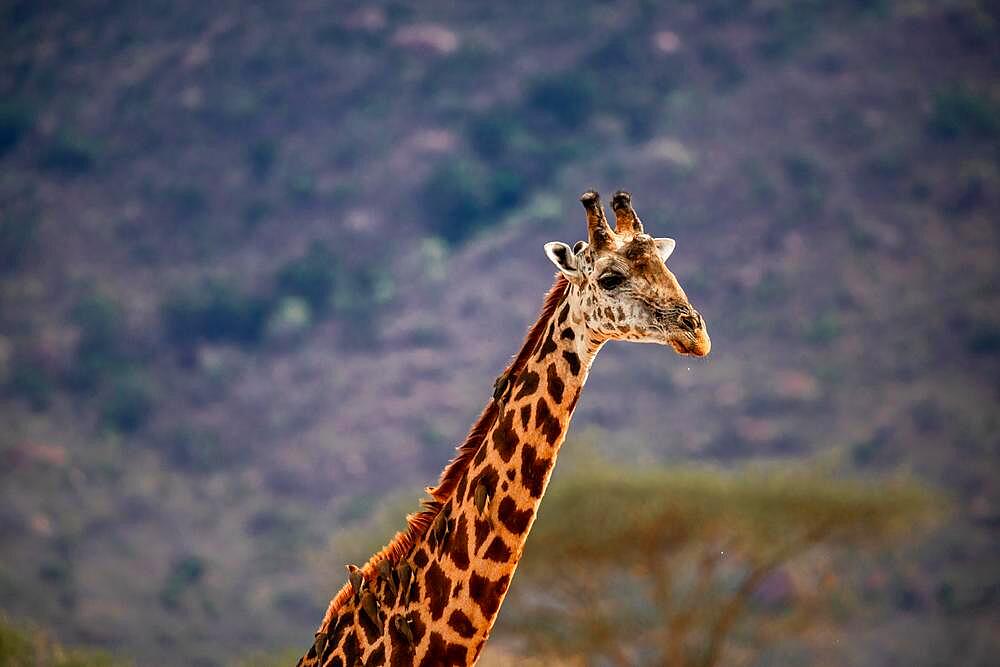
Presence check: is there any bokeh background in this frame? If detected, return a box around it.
[1,1,998,665]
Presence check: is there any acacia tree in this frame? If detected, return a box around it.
[496,463,940,667]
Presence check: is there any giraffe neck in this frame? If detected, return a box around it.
[302,281,602,667]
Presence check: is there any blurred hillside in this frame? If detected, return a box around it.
[0,0,998,665]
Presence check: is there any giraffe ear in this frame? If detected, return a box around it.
[654,237,676,263]
[544,241,582,280]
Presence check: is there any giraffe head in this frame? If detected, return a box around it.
[544,190,711,356]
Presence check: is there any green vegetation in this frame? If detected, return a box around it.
[159,243,386,350]
[0,617,126,667]
[1,2,996,664]
[66,291,130,392]
[275,241,338,314]
[101,373,154,434]
[966,320,1000,356]
[38,132,98,175]
[285,170,316,204]
[927,87,999,141]
[526,74,597,131]
[162,183,208,220]
[247,139,278,181]
[161,281,270,347]
[699,42,747,90]
[420,159,524,244]
[466,111,524,162]
[782,152,829,215]
[506,460,941,667]
[802,310,842,345]
[6,357,53,411]
[0,215,38,274]
[159,555,206,610]
[158,425,228,472]
[0,102,33,157]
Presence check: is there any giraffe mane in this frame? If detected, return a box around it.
[319,274,570,625]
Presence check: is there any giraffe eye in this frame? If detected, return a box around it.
[597,273,626,290]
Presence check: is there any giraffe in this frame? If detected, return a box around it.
[297,190,711,667]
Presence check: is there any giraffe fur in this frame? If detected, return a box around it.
[297,190,711,666]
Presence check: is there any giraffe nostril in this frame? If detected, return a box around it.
[678,313,698,333]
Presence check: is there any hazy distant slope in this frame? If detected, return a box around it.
[1,1,997,664]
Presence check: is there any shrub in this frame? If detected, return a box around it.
[38,132,98,174]
[467,110,522,161]
[102,373,154,433]
[0,618,124,667]
[163,183,208,219]
[67,291,127,392]
[802,311,841,345]
[286,171,316,203]
[160,555,206,610]
[266,296,312,341]
[247,139,278,181]
[927,87,999,141]
[782,152,829,214]
[421,160,490,244]
[966,321,1000,355]
[0,102,33,157]
[242,199,272,228]
[696,0,753,24]
[0,216,38,274]
[526,74,596,130]
[6,359,53,411]
[421,160,525,244]
[160,426,228,472]
[161,281,270,347]
[275,241,337,314]
[507,458,940,666]
[756,2,826,60]
[699,42,746,89]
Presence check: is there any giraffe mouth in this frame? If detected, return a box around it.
[670,333,711,357]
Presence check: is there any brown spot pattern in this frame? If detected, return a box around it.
[424,561,452,621]
[519,404,531,430]
[420,632,467,667]
[342,629,360,666]
[546,363,564,404]
[491,409,517,463]
[534,397,562,445]
[520,444,552,499]
[359,604,381,644]
[497,496,533,534]
[473,441,488,465]
[536,329,558,361]
[448,610,476,639]
[484,535,512,562]
[365,644,385,666]
[474,517,491,552]
[448,515,470,570]
[469,572,510,619]
[567,387,582,414]
[562,350,581,375]
[557,303,569,325]
[513,371,539,400]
